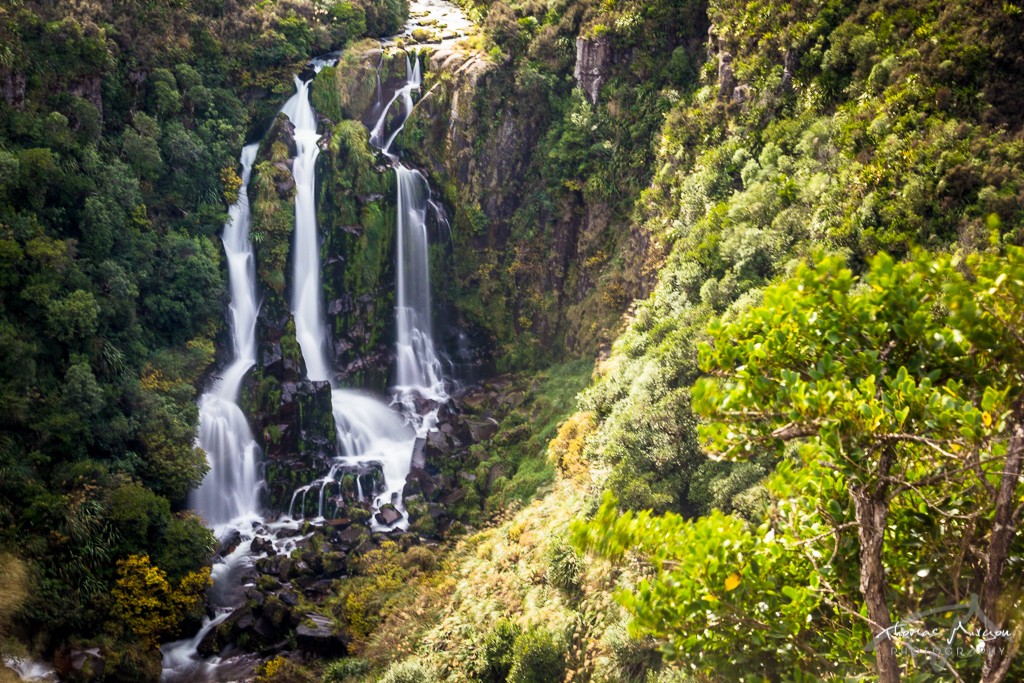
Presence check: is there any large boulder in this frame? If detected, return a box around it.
[295,614,347,655]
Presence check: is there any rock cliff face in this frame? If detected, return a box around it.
[391,42,672,366]
[1,70,26,109]
[574,36,613,104]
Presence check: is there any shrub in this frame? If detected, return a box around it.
[474,619,520,683]
[544,538,582,595]
[322,657,369,682]
[256,655,315,683]
[508,628,566,683]
[601,624,661,683]
[379,659,437,683]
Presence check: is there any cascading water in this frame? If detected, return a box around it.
[278,60,434,532]
[394,166,445,400]
[368,55,447,405]
[281,75,331,382]
[192,143,262,529]
[165,20,460,678]
[163,145,265,682]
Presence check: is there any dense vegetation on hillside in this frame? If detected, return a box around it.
[1,0,1022,680]
[0,0,405,679]
[299,0,1024,681]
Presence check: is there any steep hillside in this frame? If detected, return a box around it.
[1,0,1022,681]
[287,0,1024,682]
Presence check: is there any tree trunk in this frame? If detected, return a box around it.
[854,446,900,683]
[980,407,1024,683]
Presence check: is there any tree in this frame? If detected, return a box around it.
[109,554,211,648]
[691,248,1024,682]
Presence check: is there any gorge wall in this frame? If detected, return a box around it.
[309,0,709,375]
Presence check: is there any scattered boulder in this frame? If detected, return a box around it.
[375,503,403,527]
[295,614,347,655]
[216,529,243,557]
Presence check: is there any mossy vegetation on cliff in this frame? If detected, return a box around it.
[264,0,1024,681]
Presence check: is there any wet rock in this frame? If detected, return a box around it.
[277,557,296,581]
[426,429,450,454]
[55,648,104,682]
[336,525,369,548]
[465,417,499,442]
[254,616,278,640]
[403,467,439,500]
[375,504,403,527]
[256,555,281,576]
[442,488,467,506]
[197,625,225,656]
[246,588,265,607]
[321,551,348,578]
[412,436,427,469]
[217,529,243,557]
[296,614,347,654]
[488,463,509,488]
[263,596,292,628]
[251,536,276,555]
[279,590,300,607]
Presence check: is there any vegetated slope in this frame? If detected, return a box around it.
[0,0,406,678]
[297,0,1024,682]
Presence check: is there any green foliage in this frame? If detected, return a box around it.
[579,248,1024,680]
[507,627,566,683]
[154,514,216,582]
[473,619,521,683]
[109,554,211,647]
[406,0,709,367]
[481,360,593,511]
[599,624,662,683]
[379,659,437,683]
[0,0,411,667]
[544,537,583,595]
[105,481,171,560]
[322,657,370,682]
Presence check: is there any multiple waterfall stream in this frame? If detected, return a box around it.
[192,143,262,530]
[163,12,455,678]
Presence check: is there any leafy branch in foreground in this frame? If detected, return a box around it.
[578,247,1024,682]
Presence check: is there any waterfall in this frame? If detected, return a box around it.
[281,75,331,382]
[192,143,262,528]
[395,166,445,399]
[165,11,464,675]
[368,54,446,405]
[277,64,431,531]
[164,144,263,682]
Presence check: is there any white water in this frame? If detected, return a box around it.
[394,166,445,400]
[3,657,56,681]
[281,75,331,382]
[192,143,262,528]
[275,62,426,531]
[288,390,415,528]
[368,55,447,406]
[164,33,458,680]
